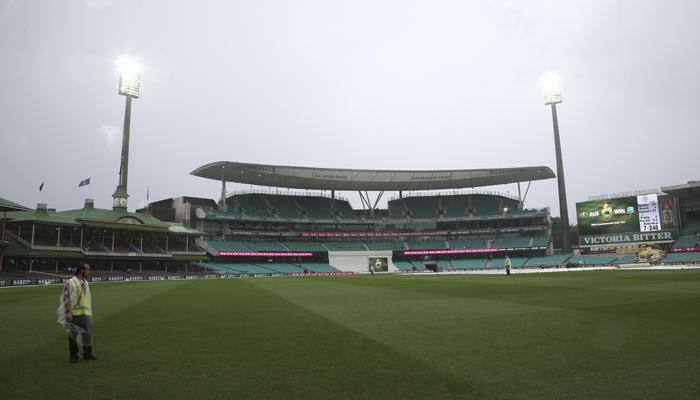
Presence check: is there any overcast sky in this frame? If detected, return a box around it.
[1,0,698,221]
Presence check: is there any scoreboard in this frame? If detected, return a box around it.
[637,194,661,232]
[576,194,678,246]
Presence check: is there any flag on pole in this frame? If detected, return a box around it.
[78,177,91,188]
[39,182,44,192]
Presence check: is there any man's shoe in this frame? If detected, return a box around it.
[69,357,79,363]
[83,354,98,360]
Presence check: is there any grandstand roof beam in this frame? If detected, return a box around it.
[372,191,385,210]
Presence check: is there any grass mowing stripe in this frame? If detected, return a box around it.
[1,271,699,399]
[250,273,700,399]
[0,278,480,400]
[0,280,190,364]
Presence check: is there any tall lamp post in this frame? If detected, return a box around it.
[112,57,142,211]
[544,75,571,252]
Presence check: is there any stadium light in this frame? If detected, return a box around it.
[112,55,143,210]
[542,72,562,105]
[542,71,570,251]
[118,56,142,98]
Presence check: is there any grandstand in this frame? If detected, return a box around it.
[0,199,206,276]
[662,252,700,264]
[185,161,557,274]
[187,162,553,273]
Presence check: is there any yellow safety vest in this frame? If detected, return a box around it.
[68,277,92,317]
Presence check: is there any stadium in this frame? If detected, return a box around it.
[2,3,700,399]
[2,159,700,399]
[2,96,700,400]
[4,162,699,282]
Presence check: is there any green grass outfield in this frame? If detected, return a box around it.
[2,270,700,399]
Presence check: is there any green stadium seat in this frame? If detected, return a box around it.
[449,237,487,249]
[241,241,290,252]
[366,241,405,251]
[567,254,617,265]
[393,261,415,271]
[492,235,532,248]
[297,263,340,272]
[525,254,572,267]
[450,259,485,269]
[409,261,427,270]
[230,194,274,218]
[207,240,253,252]
[265,195,302,219]
[255,263,305,273]
[662,252,700,263]
[673,235,699,249]
[323,241,367,251]
[405,239,445,250]
[611,255,636,264]
[296,196,336,219]
[531,233,550,247]
[284,241,328,252]
[490,257,528,268]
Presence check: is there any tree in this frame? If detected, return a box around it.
[551,217,578,250]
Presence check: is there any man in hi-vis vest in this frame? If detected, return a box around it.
[62,263,97,363]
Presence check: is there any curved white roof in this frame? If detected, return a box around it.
[191,161,555,191]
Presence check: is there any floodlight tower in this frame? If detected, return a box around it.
[543,74,571,252]
[112,57,142,211]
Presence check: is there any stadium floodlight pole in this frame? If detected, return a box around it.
[543,74,571,252]
[113,56,142,210]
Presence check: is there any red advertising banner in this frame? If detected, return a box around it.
[671,247,700,253]
[403,248,502,256]
[219,251,314,257]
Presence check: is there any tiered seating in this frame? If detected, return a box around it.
[611,255,636,265]
[211,197,245,217]
[662,252,700,263]
[265,195,301,219]
[393,261,415,271]
[471,194,503,215]
[568,254,617,265]
[216,192,535,222]
[525,254,572,267]
[531,233,550,247]
[298,263,340,272]
[436,260,452,270]
[440,195,469,218]
[366,241,405,251]
[403,197,439,219]
[202,262,278,274]
[259,263,305,273]
[410,261,427,270]
[490,257,528,268]
[492,235,532,248]
[233,264,280,274]
[232,194,273,218]
[387,199,409,218]
[241,241,289,252]
[284,241,328,252]
[449,237,487,249]
[673,235,699,249]
[405,239,446,250]
[331,199,360,219]
[450,259,485,270]
[323,241,367,251]
[681,215,700,235]
[296,196,335,219]
[208,240,252,252]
